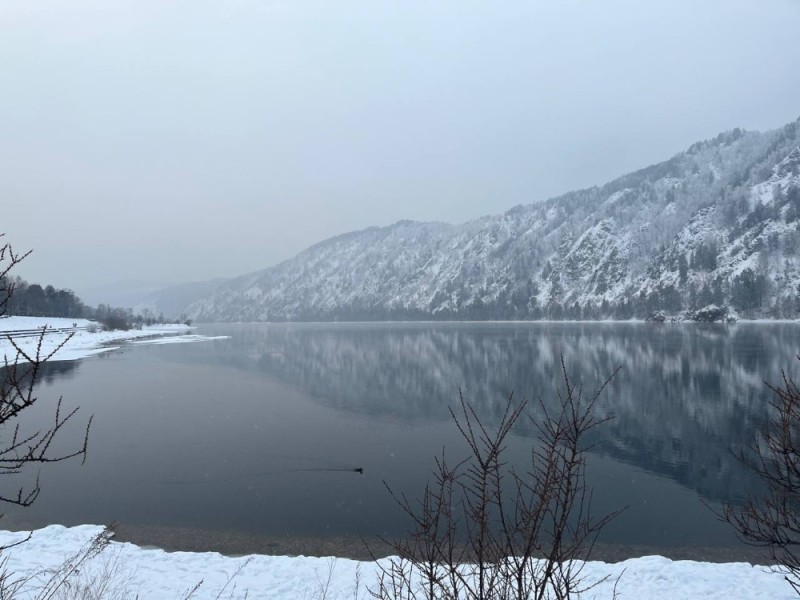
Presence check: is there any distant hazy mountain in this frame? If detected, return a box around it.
[133,278,229,319]
[78,280,168,310]
[187,118,800,322]
[77,279,227,320]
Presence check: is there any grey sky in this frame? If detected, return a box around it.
[1,0,799,294]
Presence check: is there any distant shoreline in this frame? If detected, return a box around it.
[191,318,800,325]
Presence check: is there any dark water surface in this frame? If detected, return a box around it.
[3,322,798,558]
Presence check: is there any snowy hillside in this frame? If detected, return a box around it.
[188,119,800,322]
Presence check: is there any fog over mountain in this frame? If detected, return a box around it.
[4,1,799,292]
[178,118,800,322]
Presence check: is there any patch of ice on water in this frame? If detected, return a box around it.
[129,334,230,345]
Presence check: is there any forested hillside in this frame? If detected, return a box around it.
[2,276,85,318]
[184,118,800,322]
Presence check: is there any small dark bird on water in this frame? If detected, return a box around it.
[354,467,364,474]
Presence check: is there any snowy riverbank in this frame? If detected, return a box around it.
[0,525,792,599]
[0,316,195,362]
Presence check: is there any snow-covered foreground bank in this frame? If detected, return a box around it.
[0,525,792,599]
[0,316,211,362]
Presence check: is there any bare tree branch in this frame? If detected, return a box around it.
[370,356,622,599]
[718,359,800,595]
[0,236,92,514]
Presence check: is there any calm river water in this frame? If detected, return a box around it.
[3,322,798,557]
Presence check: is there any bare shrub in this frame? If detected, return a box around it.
[719,362,800,594]
[0,236,93,599]
[0,236,92,513]
[50,545,136,600]
[0,527,118,600]
[178,557,252,600]
[98,313,130,332]
[371,358,622,600]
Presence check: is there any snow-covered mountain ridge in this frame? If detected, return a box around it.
[188,119,800,321]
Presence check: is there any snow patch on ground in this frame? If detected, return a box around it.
[0,525,794,599]
[0,317,194,363]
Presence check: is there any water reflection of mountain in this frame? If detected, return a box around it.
[201,322,800,504]
[1,359,81,388]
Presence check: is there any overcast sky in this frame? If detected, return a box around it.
[2,0,799,294]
